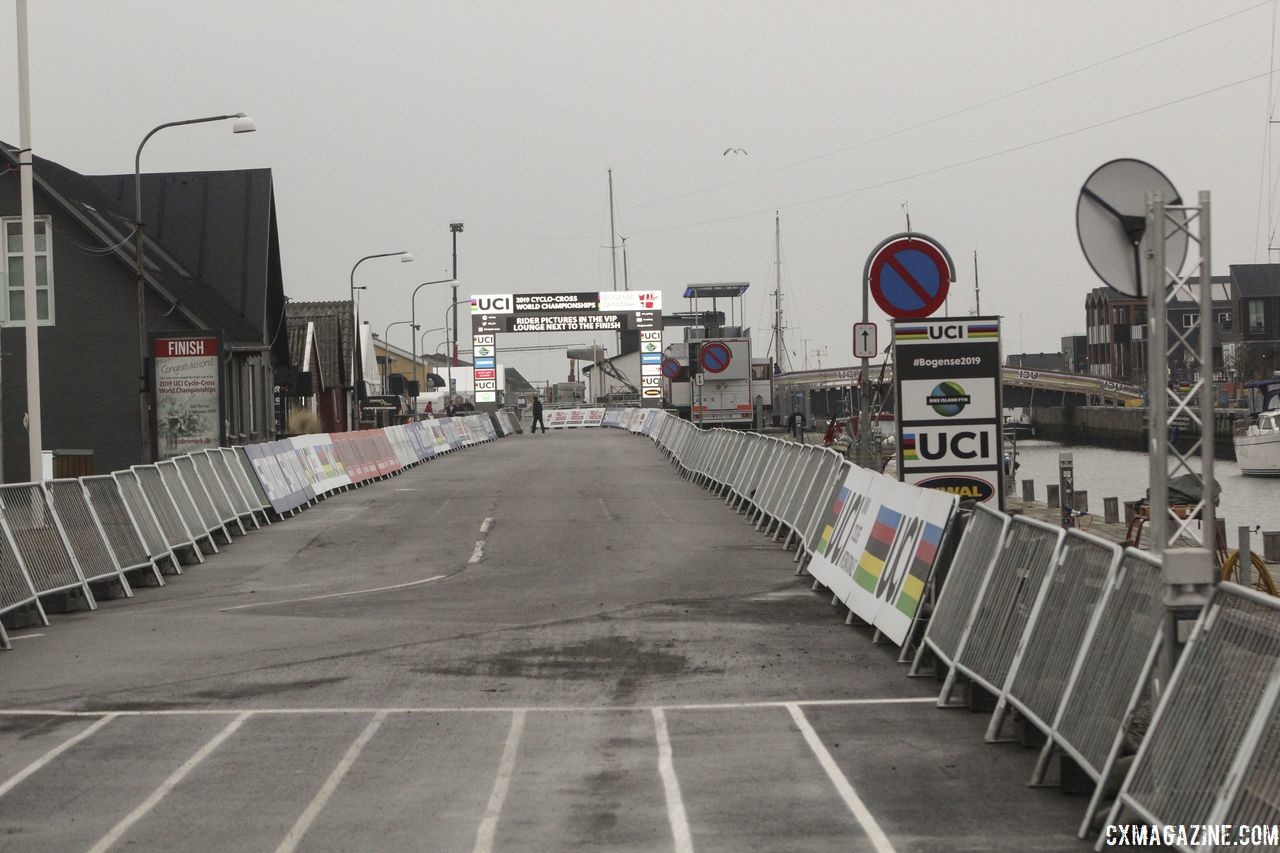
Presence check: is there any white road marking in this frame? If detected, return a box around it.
[787,703,896,853]
[86,712,251,853]
[652,708,695,853]
[276,711,388,853]
[220,575,448,611]
[472,709,526,853]
[0,697,936,718]
[9,633,45,640]
[469,542,485,564]
[0,714,117,800]
[480,517,494,533]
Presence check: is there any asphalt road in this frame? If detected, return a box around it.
[0,428,1089,851]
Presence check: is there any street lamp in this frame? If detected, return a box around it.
[135,112,256,462]
[410,279,456,414]
[450,222,463,368]
[348,251,414,428]
[442,298,468,399]
[381,320,419,388]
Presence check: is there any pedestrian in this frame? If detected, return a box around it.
[460,397,476,412]
[444,397,460,417]
[530,395,545,433]
[787,404,808,444]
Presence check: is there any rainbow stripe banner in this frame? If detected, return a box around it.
[894,325,930,342]
[854,506,902,593]
[816,486,850,554]
[895,522,944,617]
[966,323,999,338]
[901,433,918,462]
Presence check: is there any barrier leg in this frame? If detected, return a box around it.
[1029,741,1058,787]
[937,666,967,708]
[983,697,1017,744]
[0,620,8,650]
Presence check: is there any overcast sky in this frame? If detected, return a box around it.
[4,1,1278,385]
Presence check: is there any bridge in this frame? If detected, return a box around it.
[0,412,1274,851]
[774,364,1143,403]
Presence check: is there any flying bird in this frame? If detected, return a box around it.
[722,147,748,156]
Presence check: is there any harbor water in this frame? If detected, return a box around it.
[1010,439,1280,541]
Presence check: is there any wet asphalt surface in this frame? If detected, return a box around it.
[0,428,1089,851]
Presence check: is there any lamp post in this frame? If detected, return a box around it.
[380,320,419,389]
[348,251,414,428]
[410,279,456,414]
[450,223,463,368]
[135,111,256,462]
[442,298,468,398]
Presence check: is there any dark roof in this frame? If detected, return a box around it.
[87,169,278,343]
[684,282,749,299]
[0,142,279,347]
[1230,264,1280,298]
[287,301,353,387]
[1006,352,1067,371]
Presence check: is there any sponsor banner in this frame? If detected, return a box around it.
[904,469,999,503]
[470,294,515,314]
[582,408,606,427]
[473,344,496,358]
[899,377,998,422]
[475,379,497,391]
[641,376,663,387]
[640,363,663,377]
[805,467,883,604]
[867,486,956,644]
[472,315,501,334]
[598,290,662,312]
[472,334,495,347]
[505,313,625,333]
[474,356,496,368]
[513,292,599,313]
[639,330,662,342]
[642,387,662,398]
[153,334,221,459]
[900,424,1001,469]
[475,368,496,380]
[640,352,663,364]
[475,391,496,403]
[894,319,1002,346]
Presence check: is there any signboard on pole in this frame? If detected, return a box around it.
[152,334,222,459]
[867,234,954,320]
[892,317,1003,507]
[853,322,878,359]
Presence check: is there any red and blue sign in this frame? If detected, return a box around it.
[661,358,682,379]
[866,234,954,320]
[700,341,732,374]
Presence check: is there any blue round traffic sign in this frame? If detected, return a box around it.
[701,342,732,374]
[867,235,953,320]
[661,358,682,379]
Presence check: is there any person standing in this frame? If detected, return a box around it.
[787,403,808,444]
[530,396,545,434]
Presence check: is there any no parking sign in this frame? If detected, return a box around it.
[866,234,955,320]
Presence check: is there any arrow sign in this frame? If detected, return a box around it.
[853,322,877,359]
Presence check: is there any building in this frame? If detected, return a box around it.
[1226,264,1280,381]
[0,143,287,481]
[1060,335,1087,374]
[285,301,353,433]
[1084,276,1232,383]
[1085,287,1147,382]
[1005,352,1068,372]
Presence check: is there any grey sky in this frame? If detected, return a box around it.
[3,0,1277,383]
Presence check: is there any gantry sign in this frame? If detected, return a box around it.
[469,290,663,403]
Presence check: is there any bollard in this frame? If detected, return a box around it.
[1058,452,1075,529]
[1021,479,1034,503]
[1074,491,1089,514]
[1265,531,1280,563]
[1238,526,1253,588]
[1104,497,1119,525]
[1046,484,1060,508]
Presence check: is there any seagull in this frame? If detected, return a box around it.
[723,147,748,156]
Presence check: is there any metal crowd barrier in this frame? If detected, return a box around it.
[43,479,135,596]
[81,475,170,583]
[0,513,44,649]
[939,516,1064,707]
[1100,582,1280,850]
[0,484,96,611]
[131,466,206,563]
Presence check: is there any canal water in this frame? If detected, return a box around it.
[1010,439,1280,541]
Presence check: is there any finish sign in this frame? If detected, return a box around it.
[700,341,732,374]
[866,233,955,320]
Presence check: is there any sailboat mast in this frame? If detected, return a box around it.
[774,211,784,371]
[974,250,981,315]
[608,169,618,292]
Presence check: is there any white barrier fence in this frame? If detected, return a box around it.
[638,408,1280,845]
[0,413,508,650]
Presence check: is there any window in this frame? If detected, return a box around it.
[2,216,54,327]
[1217,311,1232,330]
[1248,300,1266,335]
[1181,313,1195,328]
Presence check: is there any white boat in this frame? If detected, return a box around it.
[1234,379,1280,477]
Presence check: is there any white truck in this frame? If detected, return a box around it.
[674,337,764,428]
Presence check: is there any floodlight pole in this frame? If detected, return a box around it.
[15,0,42,480]
[410,278,455,414]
